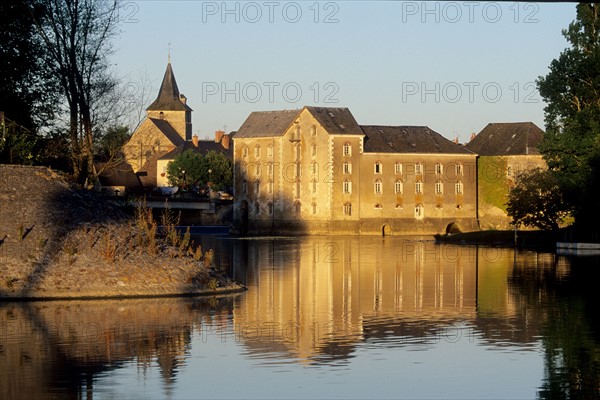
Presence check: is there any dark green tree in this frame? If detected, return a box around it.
[0,0,57,128]
[537,3,600,232]
[166,150,206,190]
[203,150,233,191]
[0,116,39,164]
[166,150,233,192]
[506,168,571,231]
[0,0,58,164]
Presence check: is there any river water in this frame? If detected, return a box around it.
[1,236,599,399]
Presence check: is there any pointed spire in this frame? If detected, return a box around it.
[147,62,192,111]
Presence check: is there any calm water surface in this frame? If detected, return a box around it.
[1,236,599,399]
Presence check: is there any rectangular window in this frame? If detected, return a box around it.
[343,161,351,174]
[395,162,402,174]
[395,180,403,194]
[435,163,443,175]
[415,181,423,194]
[343,203,352,216]
[374,180,382,194]
[415,163,423,175]
[343,180,352,194]
[374,162,382,174]
[455,163,463,176]
[455,181,463,194]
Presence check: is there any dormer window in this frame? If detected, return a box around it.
[159,111,165,120]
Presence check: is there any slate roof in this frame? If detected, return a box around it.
[465,122,544,156]
[361,125,474,154]
[147,63,193,112]
[305,106,363,135]
[233,106,364,138]
[159,140,233,160]
[149,118,185,147]
[233,109,299,138]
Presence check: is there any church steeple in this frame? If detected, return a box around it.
[147,63,192,112]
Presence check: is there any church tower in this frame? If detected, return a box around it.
[146,62,193,141]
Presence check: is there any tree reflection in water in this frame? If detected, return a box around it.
[509,255,600,399]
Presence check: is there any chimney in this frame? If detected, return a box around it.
[453,137,459,144]
[215,130,225,143]
[179,94,187,105]
[192,134,199,148]
[470,132,476,141]
[221,134,230,149]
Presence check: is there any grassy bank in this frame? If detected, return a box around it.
[0,165,244,299]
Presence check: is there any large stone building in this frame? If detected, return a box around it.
[466,122,546,229]
[232,106,478,235]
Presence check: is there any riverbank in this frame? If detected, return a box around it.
[0,165,245,299]
[434,229,559,250]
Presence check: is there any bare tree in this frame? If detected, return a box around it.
[29,0,120,184]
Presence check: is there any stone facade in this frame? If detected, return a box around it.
[466,122,546,229]
[232,106,478,235]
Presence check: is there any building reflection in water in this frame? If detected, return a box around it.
[1,236,598,399]
[229,237,542,363]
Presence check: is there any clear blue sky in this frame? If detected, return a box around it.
[113,1,577,142]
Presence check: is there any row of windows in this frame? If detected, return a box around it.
[242,179,465,196]
[252,201,447,220]
[342,203,426,219]
[242,161,464,179]
[242,143,465,178]
[341,161,464,176]
[254,201,314,216]
[242,143,320,159]
[342,180,464,195]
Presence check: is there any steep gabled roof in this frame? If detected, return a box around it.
[305,106,363,135]
[149,118,185,146]
[147,63,192,112]
[233,109,300,138]
[233,106,364,138]
[361,125,474,154]
[466,122,544,156]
